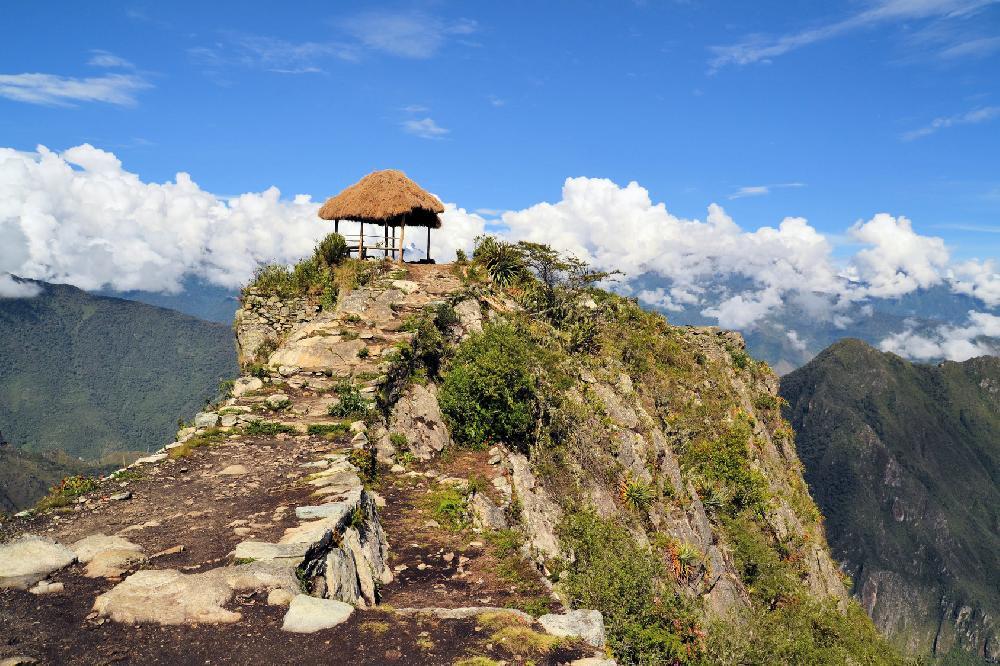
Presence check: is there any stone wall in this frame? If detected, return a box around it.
[233,290,319,367]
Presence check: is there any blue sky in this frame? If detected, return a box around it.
[2,0,999,260]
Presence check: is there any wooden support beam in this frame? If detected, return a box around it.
[426,226,431,262]
[384,225,389,259]
[398,221,406,264]
[358,221,364,259]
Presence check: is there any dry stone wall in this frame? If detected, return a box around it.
[234,289,319,367]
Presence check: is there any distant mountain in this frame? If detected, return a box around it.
[0,279,238,461]
[780,340,1000,662]
[95,276,240,323]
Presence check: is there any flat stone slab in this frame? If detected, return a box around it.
[538,609,607,648]
[134,453,167,465]
[93,562,299,626]
[233,541,309,562]
[218,464,248,476]
[71,534,143,563]
[281,594,354,633]
[395,606,533,622]
[0,535,76,590]
[93,568,240,625]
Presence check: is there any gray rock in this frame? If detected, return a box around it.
[134,453,167,465]
[231,377,264,398]
[454,299,483,335]
[342,528,376,606]
[194,412,220,428]
[220,414,239,428]
[109,491,132,501]
[509,453,562,559]
[233,541,309,562]
[0,535,76,589]
[324,547,362,605]
[388,383,450,460]
[71,534,143,563]
[391,279,419,294]
[281,594,354,633]
[93,568,239,625]
[471,493,508,530]
[265,393,290,410]
[278,365,300,377]
[538,609,607,648]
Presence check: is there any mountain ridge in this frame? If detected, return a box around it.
[781,338,1000,662]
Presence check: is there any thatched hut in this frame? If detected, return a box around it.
[318,169,444,262]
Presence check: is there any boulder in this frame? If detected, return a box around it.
[471,493,508,530]
[0,535,76,590]
[388,383,450,460]
[538,609,607,648]
[267,588,295,606]
[281,594,354,633]
[233,541,309,563]
[231,376,264,398]
[265,393,290,410]
[194,412,220,428]
[390,279,419,294]
[71,534,143,563]
[454,299,483,336]
[342,528,376,606]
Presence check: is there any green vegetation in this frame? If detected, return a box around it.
[439,323,538,451]
[704,599,906,665]
[426,485,470,531]
[35,474,101,511]
[0,445,120,513]
[243,420,297,436]
[348,447,378,485]
[559,510,703,664]
[679,419,770,517]
[327,381,371,418]
[0,280,237,462]
[243,232,350,306]
[306,422,350,437]
[781,339,1000,660]
[168,427,228,459]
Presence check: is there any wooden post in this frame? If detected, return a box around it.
[384,224,389,259]
[358,221,364,259]
[334,219,339,234]
[398,219,406,264]
[426,226,431,262]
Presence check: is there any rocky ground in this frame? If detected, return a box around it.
[0,265,611,666]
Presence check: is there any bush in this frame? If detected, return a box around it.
[439,323,537,451]
[328,381,371,418]
[559,510,702,664]
[314,232,349,267]
[705,598,907,665]
[244,420,297,436]
[307,423,350,437]
[473,236,527,287]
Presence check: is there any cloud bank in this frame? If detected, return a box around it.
[1,145,996,360]
[0,144,480,294]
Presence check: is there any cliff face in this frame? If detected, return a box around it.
[781,339,1000,663]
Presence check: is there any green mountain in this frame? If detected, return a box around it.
[780,339,1000,662]
[0,444,120,514]
[0,280,238,462]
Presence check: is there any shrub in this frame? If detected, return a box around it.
[620,477,654,513]
[36,475,100,510]
[427,485,470,530]
[472,236,527,287]
[307,423,350,437]
[439,323,537,451]
[168,428,228,458]
[328,382,371,418]
[705,598,907,665]
[389,432,408,448]
[558,510,702,664]
[244,420,297,436]
[680,420,770,516]
[348,447,378,485]
[314,232,349,267]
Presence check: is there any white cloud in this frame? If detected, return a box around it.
[87,51,135,69]
[879,310,1000,360]
[341,10,476,59]
[0,144,477,295]
[0,72,151,106]
[902,106,1000,140]
[728,182,804,199]
[950,259,1000,306]
[786,329,809,352]
[846,213,951,297]
[189,34,356,76]
[402,117,450,139]
[0,274,41,298]
[0,147,995,337]
[710,0,998,69]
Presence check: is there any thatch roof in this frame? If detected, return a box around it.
[318,169,444,228]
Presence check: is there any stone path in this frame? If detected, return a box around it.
[0,265,612,665]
